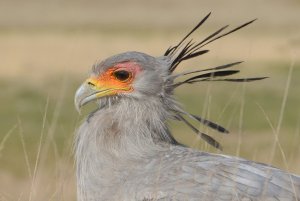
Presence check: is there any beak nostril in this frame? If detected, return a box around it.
[87,81,95,87]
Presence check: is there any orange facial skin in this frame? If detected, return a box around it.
[87,61,141,96]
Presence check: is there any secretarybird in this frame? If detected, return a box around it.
[74,13,300,201]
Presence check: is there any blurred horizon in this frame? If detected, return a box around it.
[1,0,300,81]
[0,0,300,30]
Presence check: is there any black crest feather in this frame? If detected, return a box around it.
[165,13,266,149]
[176,114,222,150]
[165,13,256,72]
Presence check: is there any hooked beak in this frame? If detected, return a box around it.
[74,78,115,113]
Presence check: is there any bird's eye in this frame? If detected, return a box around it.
[113,70,131,82]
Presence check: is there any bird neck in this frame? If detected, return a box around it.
[74,97,178,200]
[75,97,175,161]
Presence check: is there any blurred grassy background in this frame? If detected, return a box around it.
[0,0,300,200]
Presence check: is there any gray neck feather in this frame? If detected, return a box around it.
[74,96,174,200]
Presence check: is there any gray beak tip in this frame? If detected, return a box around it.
[74,98,82,114]
[75,104,82,114]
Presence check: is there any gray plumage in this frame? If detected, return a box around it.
[74,14,300,201]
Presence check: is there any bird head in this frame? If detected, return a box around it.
[75,51,172,112]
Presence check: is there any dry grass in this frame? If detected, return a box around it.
[0,0,300,200]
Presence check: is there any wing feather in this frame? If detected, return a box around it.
[132,147,300,201]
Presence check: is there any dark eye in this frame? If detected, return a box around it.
[113,70,131,81]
